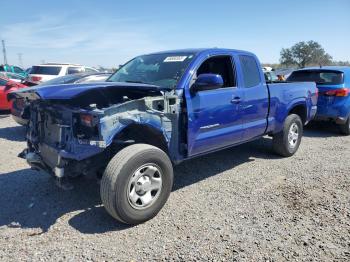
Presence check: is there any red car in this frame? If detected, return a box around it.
[0,76,27,110]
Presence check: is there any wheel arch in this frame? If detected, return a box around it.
[287,102,307,125]
[112,123,169,154]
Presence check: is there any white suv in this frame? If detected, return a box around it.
[27,63,99,84]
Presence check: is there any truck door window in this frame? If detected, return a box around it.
[239,55,261,88]
[197,56,236,87]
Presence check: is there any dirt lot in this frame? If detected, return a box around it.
[0,112,349,261]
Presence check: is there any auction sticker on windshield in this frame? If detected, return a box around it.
[164,56,187,62]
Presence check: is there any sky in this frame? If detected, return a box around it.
[0,0,349,68]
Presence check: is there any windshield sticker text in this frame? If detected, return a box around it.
[164,56,187,62]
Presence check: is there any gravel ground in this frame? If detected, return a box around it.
[0,112,349,261]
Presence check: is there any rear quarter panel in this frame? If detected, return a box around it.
[266,82,317,134]
[317,69,350,119]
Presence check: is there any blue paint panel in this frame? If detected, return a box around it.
[288,66,350,121]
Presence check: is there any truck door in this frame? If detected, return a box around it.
[186,55,244,156]
[238,55,269,140]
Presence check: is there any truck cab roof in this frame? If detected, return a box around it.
[147,48,256,57]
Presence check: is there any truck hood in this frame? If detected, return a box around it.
[8,82,171,101]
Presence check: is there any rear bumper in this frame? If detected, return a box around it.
[314,115,348,124]
[316,96,350,121]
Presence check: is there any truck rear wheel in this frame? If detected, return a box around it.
[100,144,173,224]
[339,117,350,135]
[272,114,303,157]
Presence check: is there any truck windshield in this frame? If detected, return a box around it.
[287,70,344,85]
[107,53,196,89]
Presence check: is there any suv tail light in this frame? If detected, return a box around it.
[31,76,42,82]
[324,88,349,97]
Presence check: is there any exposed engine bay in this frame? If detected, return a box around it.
[14,84,184,178]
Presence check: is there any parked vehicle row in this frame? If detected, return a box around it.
[11,72,111,125]
[0,72,26,83]
[0,62,104,112]
[0,64,27,77]
[0,76,27,110]
[26,63,99,85]
[9,48,318,225]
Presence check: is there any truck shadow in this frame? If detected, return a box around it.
[173,137,277,191]
[0,137,278,234]
[304,122,342,138]
[0,110,10,117]
[0,125,26,142]
[0,169,130,234]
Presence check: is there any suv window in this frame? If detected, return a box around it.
[30,66,62,75]
[13,67,23,74]
[287,70,344,85]
[239,55,261,88]
[0,65,10,72]
[8,73,24,80]
[67,67,83,75]
[85,67,97,73]
[197,56,236,87]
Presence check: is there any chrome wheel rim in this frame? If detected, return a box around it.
[288,123,299,148]
[127,164,163,210]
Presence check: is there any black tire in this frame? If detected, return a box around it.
[339,117,350,135]
[272,114,303,157]
[100,144,173,224]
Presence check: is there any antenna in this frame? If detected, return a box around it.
[2,40,8,65]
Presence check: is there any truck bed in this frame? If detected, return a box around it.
[266,82,318,134]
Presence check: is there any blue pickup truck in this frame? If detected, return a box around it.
[10,48,317,224]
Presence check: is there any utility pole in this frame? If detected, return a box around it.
[17,53,23,67]
[2,40,8,65]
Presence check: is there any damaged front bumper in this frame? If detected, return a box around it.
[19,143,108,178]
[19,148,65,178]
[16,85,181,178]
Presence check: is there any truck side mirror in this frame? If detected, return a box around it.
[192,74,224,93]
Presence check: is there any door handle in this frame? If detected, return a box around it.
[231,97,241,104]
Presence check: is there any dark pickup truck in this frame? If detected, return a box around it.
[10,48,318,224]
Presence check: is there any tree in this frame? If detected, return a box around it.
[280,41,332,68]
[332,60,350,66]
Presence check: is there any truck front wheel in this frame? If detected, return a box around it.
[100,144,174,224]
[272,114,303,157]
